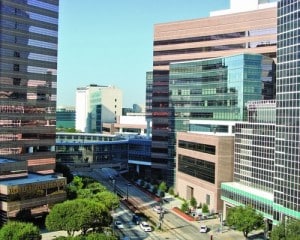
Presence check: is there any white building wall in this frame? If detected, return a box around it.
[75,85,123,133]
[210,0,277,16]
[101,86,122,123]
[75,89,88,132]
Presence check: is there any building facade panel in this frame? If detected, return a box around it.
[151,5,277,185]
[176,131,234,213]
[274,0,300,220]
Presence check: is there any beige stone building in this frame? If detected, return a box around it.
[176,131,234,214]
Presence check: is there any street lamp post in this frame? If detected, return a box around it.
[158,197,165,229]
[112,179,116,193]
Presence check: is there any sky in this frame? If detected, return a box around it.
[57,0,229,108]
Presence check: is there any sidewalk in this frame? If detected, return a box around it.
[162,193,265,240]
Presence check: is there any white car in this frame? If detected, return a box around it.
[200,225,207,233]
[153,205,164,214]
[114,220,124,229]
[140,221,152,232]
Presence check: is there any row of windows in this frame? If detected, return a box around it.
[154,44,246,56]
[178,140,215,155]
[222,189,273,216]
[8,0,58,12]
[154,28,275,46]
[1,18,57,37]
[178,155,215,183]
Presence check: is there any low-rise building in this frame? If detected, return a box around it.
[176,121,235,214]
[0,158,66,224]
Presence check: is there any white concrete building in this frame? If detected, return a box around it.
[75,84,122,133]
[210,0,277,16]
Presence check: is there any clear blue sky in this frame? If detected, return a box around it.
[57,0,229,108]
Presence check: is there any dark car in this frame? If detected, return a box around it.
[132,214,141,225]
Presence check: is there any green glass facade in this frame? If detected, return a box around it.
[169,53,274,133]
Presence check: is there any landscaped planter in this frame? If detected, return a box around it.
[172,207,195,221]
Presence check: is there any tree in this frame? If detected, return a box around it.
[226,205,264,238]
[190,197,197,210]
[67,176,84,199]
[53,233,117,240]
[45,199,111,236]
[168,186,174,195]
[271,219,300,240]
[0,221,41,240]
[202,203,209,214]
[181,201,189,213]
[93,191,119,210]
[158,181,167,193]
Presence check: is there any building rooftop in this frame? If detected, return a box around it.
[0,173,64,186]
[0,158,15,163]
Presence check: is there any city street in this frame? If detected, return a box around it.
[42,168,265,240]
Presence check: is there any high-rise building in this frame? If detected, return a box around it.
[0,0,59,173]
[0,0,66,225]
[221,100,276,224]
[274,0,300,221]
[168,53,275,184]
[221,0,300,225]
[75,84,122,133]
[151,1,277,185]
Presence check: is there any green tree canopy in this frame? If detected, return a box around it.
[158,181,167,193]
[190,197,197,209]
[53,233,117,240]
[0,221,41,240]
[181,201,189,213]
[202,203,209,214]
[45,199,111,236]
[93,191,119,210]
[227,205,264,238]
[271,219,300,240]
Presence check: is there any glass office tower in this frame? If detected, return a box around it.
[168,53,274,185]
[0,0,59,173]
[152,5,277,185]
[274,0,300,220]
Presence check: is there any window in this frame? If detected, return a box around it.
[13,64,20,71]
[14,51,20,58]
[206,194,210,205]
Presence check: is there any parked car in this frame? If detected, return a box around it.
[200,225,208,233]
[114,220,124,229]
[140,221,152,232]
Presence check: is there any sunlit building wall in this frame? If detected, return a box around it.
[75,84,123,133]
[0,0,59,173]
[152,3,277,185]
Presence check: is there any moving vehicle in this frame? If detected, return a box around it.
[132,214,141,225]
[200,225,208,233]
[114,220,124,229]
[153,205,165,214]
[152,205,163,214]
[140,221,152,232]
